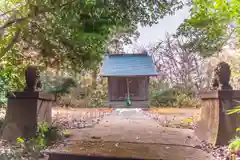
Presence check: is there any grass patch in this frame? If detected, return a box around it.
[63,129,72,138]
[181,117,194,127]
[149,108,199,114]
[229,136,240,153]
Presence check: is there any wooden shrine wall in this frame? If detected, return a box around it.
[108,76,149,101]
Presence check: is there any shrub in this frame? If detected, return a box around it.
[229,136,240,153]
[15,122,64,159]
[150,88,177,107]
[41,74,77,97]
[41,73,81,107]
[149,84,200,108]
[87,82,108,108]
[174,94,200,108]
[0,122,63,160]
[35,122,63,147]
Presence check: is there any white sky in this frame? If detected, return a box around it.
[124,6,191,52]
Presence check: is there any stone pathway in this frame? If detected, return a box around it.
[49,108,212,160]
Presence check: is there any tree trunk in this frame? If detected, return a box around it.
[91,68,98,90]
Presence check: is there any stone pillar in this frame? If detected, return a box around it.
[2,91,55,141]
[195,90,240,146]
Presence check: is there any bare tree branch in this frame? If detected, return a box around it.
[149,33,206,92]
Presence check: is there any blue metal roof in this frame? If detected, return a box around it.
[100,54,159,76]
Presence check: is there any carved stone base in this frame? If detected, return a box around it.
[2,91,54,141]
[196,90,240,146]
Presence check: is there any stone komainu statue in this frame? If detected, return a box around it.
[24,66,42,91]
[211,61,232,90]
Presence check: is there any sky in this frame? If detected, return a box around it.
[124,6,191,52]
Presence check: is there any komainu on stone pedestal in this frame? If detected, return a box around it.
[211,61,232,90]
[24,66,42,91]
[196,61,239,146]
[2,66,54,141]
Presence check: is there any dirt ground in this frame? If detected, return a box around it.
[48,108,212,160]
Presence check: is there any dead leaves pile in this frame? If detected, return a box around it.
[51,109,111,129]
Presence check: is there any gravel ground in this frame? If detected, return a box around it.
[142,110,232,160]
[51,109,111,129]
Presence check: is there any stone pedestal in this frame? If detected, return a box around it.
[2,91,55,141]
[195,90,240,146]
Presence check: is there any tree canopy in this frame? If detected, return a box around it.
[177,0,240,57]
[0,0,183,71]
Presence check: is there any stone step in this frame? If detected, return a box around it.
[48,152,158,160]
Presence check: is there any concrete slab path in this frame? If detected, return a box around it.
[50,108,211,160]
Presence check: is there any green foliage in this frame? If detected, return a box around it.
[41,72,78,103]
[36,122,63,147]
[229,136,240,152]
[150,88,178,107]
[0,122,63,160]
[236,128,240,133]
[50,78,77,96]
[149,81,200,108]
[16,137,24,145]
[43,77,77,96]
[149,80,173,107]
[52,71,108,108]
[227,108,240,115]
[226,104,240,115]
[0,53,27,106]
[1,0,183,71]
[177,0,240,57]
[87,83,108,108]
[174,94,200,108]
[226,103,240,152]
[181,117,194,127]
[0,0,184,108]
[15,122,63,158]
[0,0,184,109]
